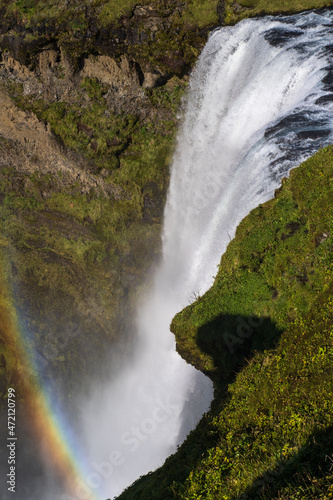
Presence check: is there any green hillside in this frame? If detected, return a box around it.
[118,147,333,499]
[0,0,333,497]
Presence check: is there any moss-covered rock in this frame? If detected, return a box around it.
[118,147,333,499]
[1,0,333,495]
[0,70,177,402]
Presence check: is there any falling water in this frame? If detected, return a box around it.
[77,9,333,500]
[6,8,333,500]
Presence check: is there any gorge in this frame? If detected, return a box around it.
[0,2,333,500]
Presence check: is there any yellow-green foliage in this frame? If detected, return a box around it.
[95,0,149,25]
[0,0,219,31]
[0,72,177,398]
[224,0,333,25]
[118,147,333,499]
[182,0,219,27]
[6,0,332,30]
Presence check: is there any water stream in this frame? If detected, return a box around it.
[76,9,333,500]
[6,8,333,500]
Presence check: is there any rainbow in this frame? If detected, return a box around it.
[0,255,102,500]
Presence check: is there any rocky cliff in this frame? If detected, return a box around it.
[0,1,333,498]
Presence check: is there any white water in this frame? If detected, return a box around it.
[26,9,333,500]
[74,10,333,500]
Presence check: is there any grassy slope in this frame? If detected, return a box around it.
[118,147,333,499]
[0,0,219,29]
[224,0,333,24]
[0,0,333,493]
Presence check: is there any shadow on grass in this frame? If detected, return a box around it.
[233,424,333,499]
[196,313,284,387]
[117,314,284,500]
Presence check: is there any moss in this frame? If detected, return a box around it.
[0,74,174,401]
[0,38,186,400]
[182,0,219,27]
[1,0,333,490]
[118,146,333,499]
[171,146,333,379]
[2,0,332,86]
[224,0,333,25]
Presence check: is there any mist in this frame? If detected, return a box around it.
[76,10,333,500]
[4,8,333,500]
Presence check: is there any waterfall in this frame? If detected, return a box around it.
[9,8,333,500]
[163,9,333,298]
[76,9,333,500]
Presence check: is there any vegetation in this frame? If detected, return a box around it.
[2,0,333,35]
[224,0,333,25]
[2,0,332,77]
[118,146,333,499]
[1,0,219,29]
[1,0,333,496]
[9,77,179,172]
[0,74,183,402]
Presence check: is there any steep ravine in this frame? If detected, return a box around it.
[1,0,332,405]
[0,1,333,500]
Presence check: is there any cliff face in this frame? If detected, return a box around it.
[0,0,333,497]
[0,1,227,406]
[0,4,190,401]
[0,1,217,87]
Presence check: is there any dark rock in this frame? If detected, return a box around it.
[78,122,94,138]
[296,129,331,140]
[315,93,333,105]
[106,137,122,147]
[264,27,303,47]
[217,0,225,24]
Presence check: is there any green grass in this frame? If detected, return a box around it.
[182,0,219,27]
[1,0,218,27]
[224,0,333,25]
[117,147,333,499]
[6,0,331,30]
[2,0,333,488]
